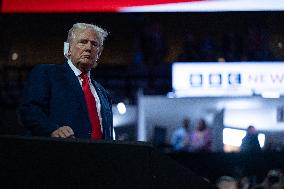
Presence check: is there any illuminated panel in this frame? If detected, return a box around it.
[172,62,284,97]
[223,128,246,147]
[2,0,284,13]
[223,128,265,147]
[121,0,284,12]
[1,0,196,13]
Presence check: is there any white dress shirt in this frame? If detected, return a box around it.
[67,60,115,139]
[67,59,103,132]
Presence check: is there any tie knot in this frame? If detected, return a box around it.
[80,72,88,80]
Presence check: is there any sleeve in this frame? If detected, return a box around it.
[107,91,114,140]
[95,80,114,140]
[92,78,114,140]
[18,64,58,136]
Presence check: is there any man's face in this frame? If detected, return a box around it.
[248,127,256,134]
[69,28,102,72]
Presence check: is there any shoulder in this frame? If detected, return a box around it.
[94,80,111,97]
[30,63,66,76]
[93,80,112,107]
[90,69,112,103]
[31,64,63,73]
[174,128,184,135]
[32,63,59,69]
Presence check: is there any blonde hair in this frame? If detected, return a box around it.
[67,23,108,46]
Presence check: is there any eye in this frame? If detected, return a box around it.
[91,41,99,47]
[78,40,99,48]
[78,39,88,44]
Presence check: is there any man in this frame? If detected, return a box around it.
[215,176,238,189]
[191,118,212,152]
[171,118,191,151]
[18,23,114,140]
[240,125,261,152]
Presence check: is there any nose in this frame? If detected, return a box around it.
[84,41,92,51]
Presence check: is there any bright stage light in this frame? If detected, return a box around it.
[223,128,246,147]
[117,102,126,115]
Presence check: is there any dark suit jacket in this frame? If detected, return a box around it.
[18,63,114,140]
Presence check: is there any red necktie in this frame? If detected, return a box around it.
[80,72,102,140]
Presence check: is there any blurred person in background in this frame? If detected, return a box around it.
[18,23,114,140]
[215,176,238,189]
[191,118,212,152]
[171,117,191,152]
[240,125,261,152]
[239,176,252,189]
[263,135,283,152]
[261,169,284,189]
[271,183,284,189]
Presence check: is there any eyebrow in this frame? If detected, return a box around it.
[78,38,100,45]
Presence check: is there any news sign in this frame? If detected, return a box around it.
[172,62,284,97]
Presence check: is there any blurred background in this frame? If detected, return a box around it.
[2,0,284,188]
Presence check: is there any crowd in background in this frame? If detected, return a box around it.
[170,118,212,152]
[216,169,284,189]
[133,21,280,65]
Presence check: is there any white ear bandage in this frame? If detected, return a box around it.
[63,42,70,59]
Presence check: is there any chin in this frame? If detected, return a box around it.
[79,62,96,71]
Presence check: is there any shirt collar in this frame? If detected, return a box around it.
[67,59,90,78]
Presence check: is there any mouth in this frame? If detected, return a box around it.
[81,55,91,59]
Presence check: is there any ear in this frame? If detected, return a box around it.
[97,46,104,59]
[68,43,72,55]
[63,42,70,58]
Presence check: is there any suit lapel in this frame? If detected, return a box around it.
[62,63,89,117]
[90,71,102,110]
[90,72,107,138]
